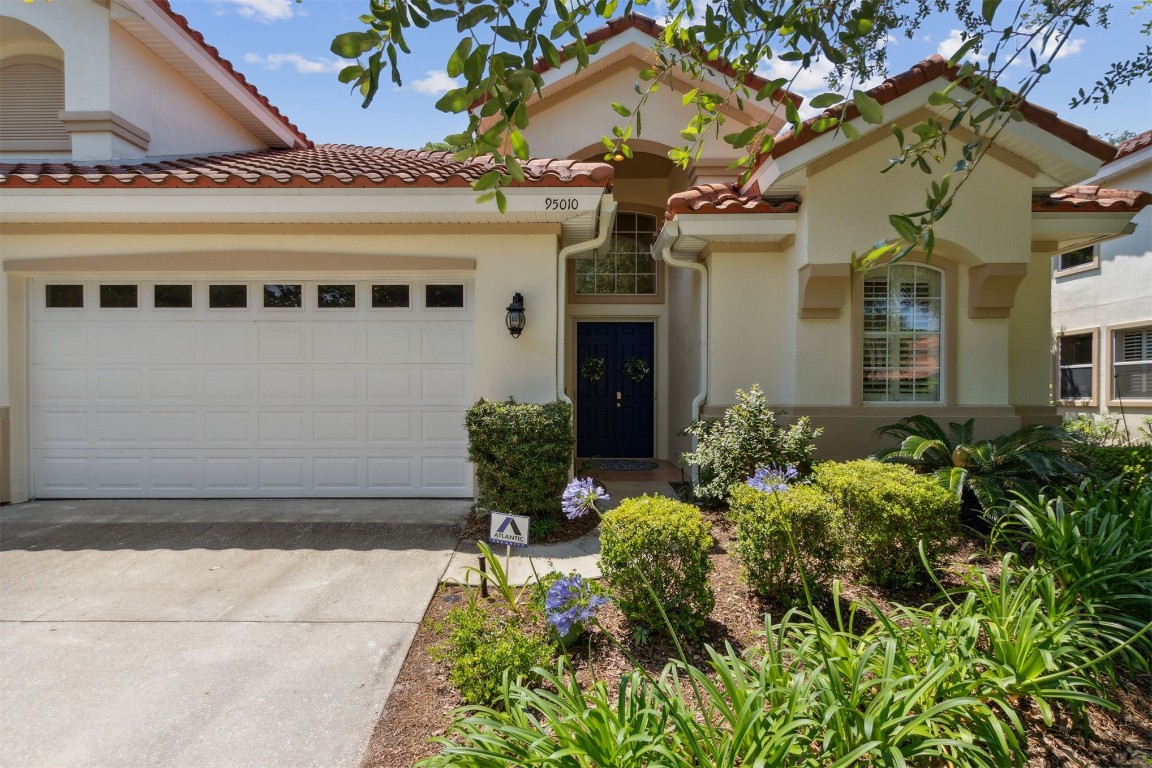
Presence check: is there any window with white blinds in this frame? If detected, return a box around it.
[862,264,943,402]
[0,60,69,150]
[1114,326,1152,399]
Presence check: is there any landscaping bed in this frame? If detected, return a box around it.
[360,508,1152,768]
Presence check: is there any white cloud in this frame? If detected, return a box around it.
[759,56,884,119]
[243,52,343,74]
[210,0,297,23]
[410,70,459,95]
[937,29,987,63]
[1033,32,1086,61]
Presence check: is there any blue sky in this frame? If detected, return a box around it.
[170,0,1151,149]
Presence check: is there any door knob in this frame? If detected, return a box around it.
[616,391,622,400]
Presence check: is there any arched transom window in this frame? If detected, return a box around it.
[574,211,658,295]
[862,263,943,402]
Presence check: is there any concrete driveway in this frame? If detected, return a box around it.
[0,498,468,768]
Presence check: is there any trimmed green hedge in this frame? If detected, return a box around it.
[1071,443,1152,486]
[599,495,715,639]
[814,460,959,587]
[465,398,573,519]
[728,483,846,603]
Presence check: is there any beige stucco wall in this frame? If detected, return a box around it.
[0,227,561,502]
[525,66,753,173]
[1,2,265,162]
[107,24,266,159]
[698,133,1049,458]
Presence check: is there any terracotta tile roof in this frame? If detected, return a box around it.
[665,183,800,218]
[533,13,800,107]
[766,55,1115,163]
[0,145,614,189]
[153,0,311,149]
[1032,186,1152,213]
[1108,129,1152,164]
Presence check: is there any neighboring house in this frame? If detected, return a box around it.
[1,4,1147,503]
[1051,130,1152,438]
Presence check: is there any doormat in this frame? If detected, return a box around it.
[586,459,660,471]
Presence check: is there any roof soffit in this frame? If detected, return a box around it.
[746,59,1113,195]
[109,0,309,150]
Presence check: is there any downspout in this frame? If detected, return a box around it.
[556,195,617,405]
[659,221,709,478]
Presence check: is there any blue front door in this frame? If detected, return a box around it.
[576,322,654,458]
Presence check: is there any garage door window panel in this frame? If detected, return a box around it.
[154,285,193,309]
[264,284,303,309]
[100,284,138,309]
[372,284,410,309]
[45,284,84,309]
[209,285,248,309]
[426,284,465,309]
[317,284,356,309]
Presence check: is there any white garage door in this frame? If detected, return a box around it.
[29,279,474,498]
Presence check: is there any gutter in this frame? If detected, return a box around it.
[657,221,708,477]
[555,195,617,404]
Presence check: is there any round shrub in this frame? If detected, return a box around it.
[728,483,846,603]
[430,603,555,705]
[813,460,959,587]
[599,495,715,639]
[681,385,821,503]
[465,398,573,519]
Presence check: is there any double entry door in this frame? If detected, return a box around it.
[575,321,654,458]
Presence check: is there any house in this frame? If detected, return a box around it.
[1,3,1147,503]
[1051,130,1152,439]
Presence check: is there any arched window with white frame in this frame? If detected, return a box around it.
[861,263,944,403]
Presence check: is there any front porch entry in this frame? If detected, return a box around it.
[575,321,655,458]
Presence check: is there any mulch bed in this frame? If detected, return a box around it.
[360,509,1152,768]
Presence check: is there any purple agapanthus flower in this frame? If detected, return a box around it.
[545,574,609,637]
[746,464,800,493]
[562,477,609,520]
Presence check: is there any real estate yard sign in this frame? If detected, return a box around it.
[489,512,530,547]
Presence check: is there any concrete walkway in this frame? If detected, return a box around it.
[0,498,469,768]
[443,478,676,586]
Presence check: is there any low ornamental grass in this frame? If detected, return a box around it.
[419,474,1151,767]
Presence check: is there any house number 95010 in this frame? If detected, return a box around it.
[544,197,579,211]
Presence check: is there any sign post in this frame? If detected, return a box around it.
[489,512,530,576]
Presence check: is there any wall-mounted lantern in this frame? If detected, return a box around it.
[505,292,526,338]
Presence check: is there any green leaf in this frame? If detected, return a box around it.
[891,124,904,147]
[852,90,884,124]
[947,35,982,66]
[509,130,530,161]
[447,38,472,78]
[681,88,699,106]
[811,117,839,133]
[981,0,1001,24]
[330,31,380,58]
[723,124,761,149]
[474,170,502,192]
[889,214,920,242]
[756,77,788,101]
[435,88,476,114]
[611,102,632,117]
[840,121,861,140]
[928,91,955,107]
[809,92,845,109]
[337,64,363,85]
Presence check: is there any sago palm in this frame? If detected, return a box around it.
[872,416,1083,515]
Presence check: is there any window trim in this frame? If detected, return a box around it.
[569,208,665,305]
[1108,321,1152,405]
[852,255,957,407]
[1054,328,1098,407]
[1053,245,1099,277]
